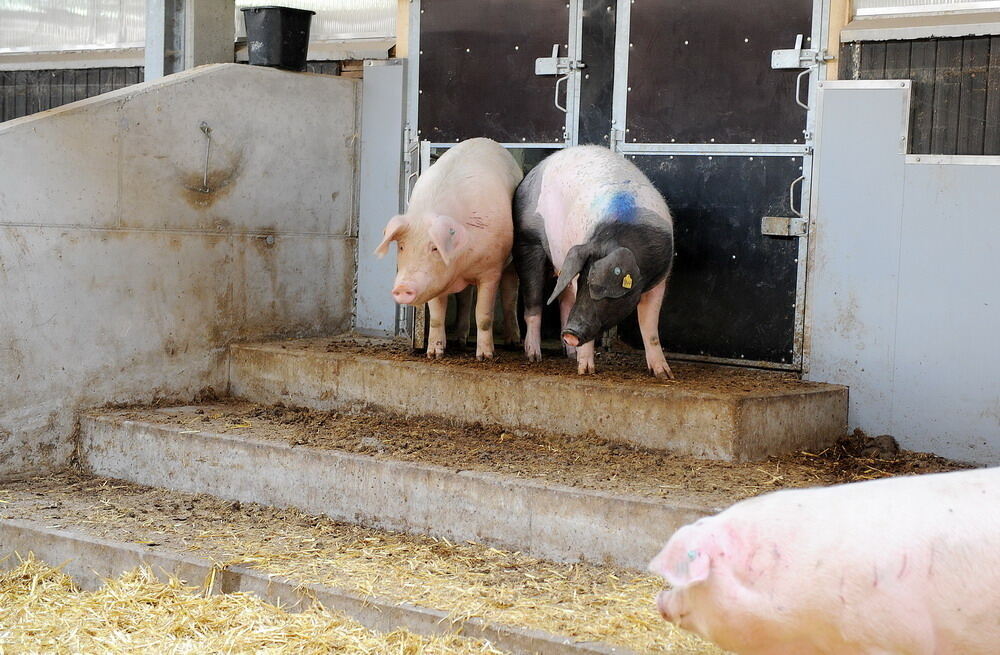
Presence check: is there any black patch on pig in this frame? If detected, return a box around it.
[557,217,674,346]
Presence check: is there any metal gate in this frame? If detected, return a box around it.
[402,0,830,369]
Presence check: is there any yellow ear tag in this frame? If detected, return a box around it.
[622,274,633,289]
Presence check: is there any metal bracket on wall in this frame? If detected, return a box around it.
[761,215,808,237]
[770,34,831,70]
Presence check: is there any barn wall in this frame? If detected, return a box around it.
[839,36,1000,155]
[0,63,359,476]
[806,81,1000,464]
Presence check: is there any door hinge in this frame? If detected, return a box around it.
[771,34,833,70]
[761,216,808,237]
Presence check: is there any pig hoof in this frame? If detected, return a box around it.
[650,364,674,379]
[477,350,494,361]
[577,360,596,375]
[427,342,445,359]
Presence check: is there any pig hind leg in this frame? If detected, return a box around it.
[513,234,547,362]
[637,280,673,379]
[450,286,474,349]
[426,295,448,359]
[498,264,521,348]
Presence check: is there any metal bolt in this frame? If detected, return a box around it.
[466,48,470,53]
[744,37,749,43]
[684,40,689,45]
[515,45,519,50]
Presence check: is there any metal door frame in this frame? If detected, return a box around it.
[608,0,831,371]
[400,0,585,344]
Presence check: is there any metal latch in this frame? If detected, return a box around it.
[770,34,831,70]
[535,44,585,76]
[534,44,585,114]
[761,216,808,237]
[762,175,808,237]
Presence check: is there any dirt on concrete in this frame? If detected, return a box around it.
[112,401,971,508]
[265,336,834,396]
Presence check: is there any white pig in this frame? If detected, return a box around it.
[376,138,522,360]
[649,467,1000,655]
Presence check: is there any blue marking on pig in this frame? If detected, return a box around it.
[604,191,638,223]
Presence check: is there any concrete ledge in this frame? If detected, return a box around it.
[80,415,714,570]
[0,519,629,655]
[228,341,849,461]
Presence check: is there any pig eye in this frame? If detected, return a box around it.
[398,244,404,252]
[430,245,438,252]
[614,267,622,276]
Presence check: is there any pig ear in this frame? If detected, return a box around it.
[375,215,407,257]
[649,528,713,587]
[547,243,595,305]
[588,247,640,300]
[428,215,467,265]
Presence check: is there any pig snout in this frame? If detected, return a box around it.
[391,282,419,305]
[562,331,581,347]
[655,589,674,621]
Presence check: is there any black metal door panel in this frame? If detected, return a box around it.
[625,155,803,363]
[625,0,812,144]
[417,0,570,143]
[578,0,616,145]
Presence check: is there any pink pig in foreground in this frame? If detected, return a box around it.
[649,467,1000,655]
[376,138,523,360]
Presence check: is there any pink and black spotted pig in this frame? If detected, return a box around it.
[649,467,1000,655]
[513,146,675,377]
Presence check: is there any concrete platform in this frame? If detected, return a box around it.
[228,338,849,461]
[79,410,718,570]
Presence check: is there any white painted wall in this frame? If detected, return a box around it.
[0,63,359,475]
[807,81,1000,464]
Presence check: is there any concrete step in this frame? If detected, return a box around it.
[228,337,848,461]
[0,471,723,655]
[80,404,722,570]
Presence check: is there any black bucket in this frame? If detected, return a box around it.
[242,6,316,72]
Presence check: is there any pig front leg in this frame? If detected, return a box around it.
[558,286,596,374]
[474,277,500,361]
[637,280,673,379]
[450,286,474,349]
[426,295,448,359]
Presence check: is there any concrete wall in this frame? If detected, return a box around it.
[0,63,359,475]
[806,81,1000,464]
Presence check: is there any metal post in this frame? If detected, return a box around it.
[145,0,185,80]
[145,0,234,81]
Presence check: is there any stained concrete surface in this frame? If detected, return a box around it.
[0,64,359,475]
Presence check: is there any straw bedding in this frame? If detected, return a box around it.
[0,555,506,654]
[0,474,724,654]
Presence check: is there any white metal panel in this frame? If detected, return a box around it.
[808,80,1000,464]
[806,82,910,431]
[355,60,405,336]
[890,162,1000,461]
